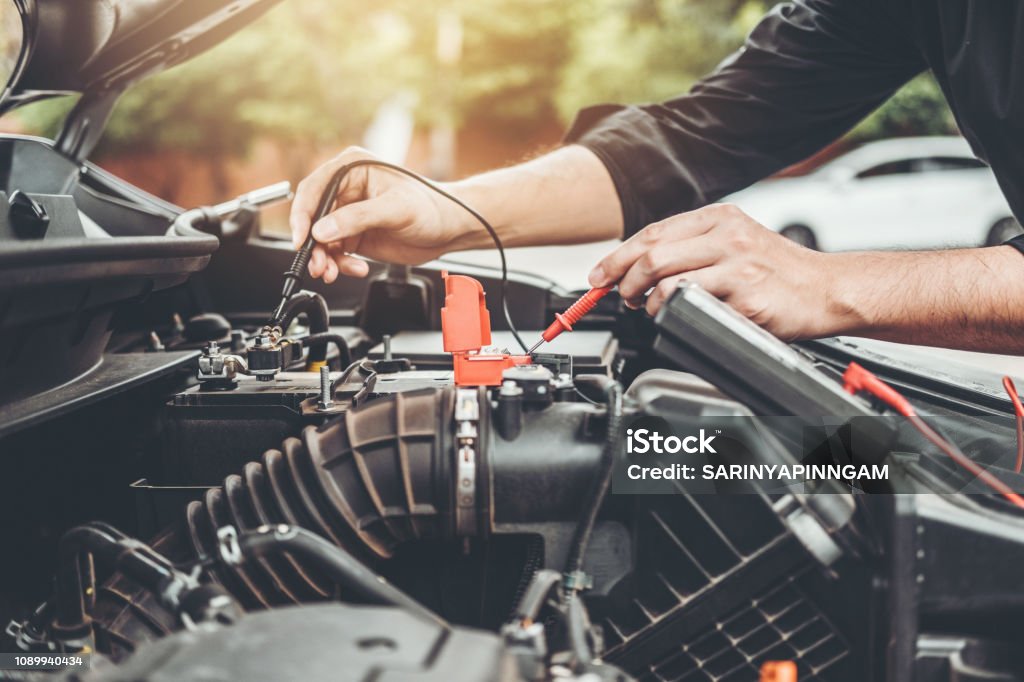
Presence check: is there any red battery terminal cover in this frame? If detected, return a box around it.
[441,271,531,386]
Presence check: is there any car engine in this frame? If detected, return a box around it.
[4,2,1024,681]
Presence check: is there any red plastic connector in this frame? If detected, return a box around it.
[441,271,531,386]
[841,362,916,417]
[541,286,613,344]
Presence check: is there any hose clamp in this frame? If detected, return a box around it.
[216,526,243,565]
[562,570,593,592]
[454,388,480,536]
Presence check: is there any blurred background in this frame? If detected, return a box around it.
[1,0,990,285]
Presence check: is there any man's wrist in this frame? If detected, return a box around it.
[435,180,498,252]
[817,252,879,338]
[811,246,1024,351]
[434,146,624,254]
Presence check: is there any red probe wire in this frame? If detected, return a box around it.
[527,286,614,353]
[1002,376,1024,473]
[843,362,1024,509]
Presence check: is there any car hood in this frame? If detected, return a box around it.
[1,0,281,113]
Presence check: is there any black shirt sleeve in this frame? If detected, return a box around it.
[565,0,927,237]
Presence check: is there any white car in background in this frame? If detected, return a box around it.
[725,136,1021,251]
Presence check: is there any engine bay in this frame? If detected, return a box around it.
[4,141,1024,680]
[5,3,1024,680]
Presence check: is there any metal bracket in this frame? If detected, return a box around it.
[774,495,842,567]
[454,388,480,536]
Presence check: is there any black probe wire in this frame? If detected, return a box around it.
[283,159,529,353]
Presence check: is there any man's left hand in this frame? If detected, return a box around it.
[587,203,837,340]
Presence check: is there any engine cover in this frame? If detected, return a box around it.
[66,604,517,682]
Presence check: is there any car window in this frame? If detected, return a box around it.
[855,155,985,179]
[855,160,915,179]
[913,156,986,172]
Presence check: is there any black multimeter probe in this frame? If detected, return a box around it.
[266,162,354,330]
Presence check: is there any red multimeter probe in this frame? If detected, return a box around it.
[527,286,614,354]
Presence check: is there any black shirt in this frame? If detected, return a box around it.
[567,0,1024,238]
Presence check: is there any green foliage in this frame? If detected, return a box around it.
[454,0,576,133]
[850,72,957,141]
[555,0,761,119]
[12,0,956,159]
[16,2,402,156]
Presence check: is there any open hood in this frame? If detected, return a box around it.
[1,0,280,113]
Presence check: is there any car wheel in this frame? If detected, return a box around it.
[986,217,1023,245]
[780,224,818,250]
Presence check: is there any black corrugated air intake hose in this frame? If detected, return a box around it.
[84,384,609,658]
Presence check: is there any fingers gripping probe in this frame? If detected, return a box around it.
[527,286,614,353]
[268,165,354,329]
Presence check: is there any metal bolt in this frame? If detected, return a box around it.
[383,334,393,361]
[499,380,522,397]
[206,341,220,355]
[317,365,334,410]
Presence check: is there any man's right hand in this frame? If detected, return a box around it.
[289,147,471,283]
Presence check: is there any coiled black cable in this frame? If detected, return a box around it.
[272,159,528,352]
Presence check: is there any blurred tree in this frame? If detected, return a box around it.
[453,0,576,134]
[555,0,766,119]
[13,0,957,174]
[16,1,409,189]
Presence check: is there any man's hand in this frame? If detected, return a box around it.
[289,147,472,283]
[588,203,836,340]
[289,145,624,284]
[589,202,1024,353]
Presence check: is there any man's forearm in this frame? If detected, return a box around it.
[444,145,623,250]
[826,246,1024,353]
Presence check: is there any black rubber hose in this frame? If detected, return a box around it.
[566,591,594,670]
[510,569,562,624]
[54,525,121,638]
[53,522,229,647]
[232,525,444,627]
[562,378,624,588]
[277,290,329,334]
[270,290,352,368]
[302,332,352,368]
[506,535,545,621]
[90,386,612,654]
[167,206,221,238]
[54,525,180,641]
[176,388,452,613]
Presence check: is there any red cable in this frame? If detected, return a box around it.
[844,362,1024,509]
[1002,376,1024,474]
